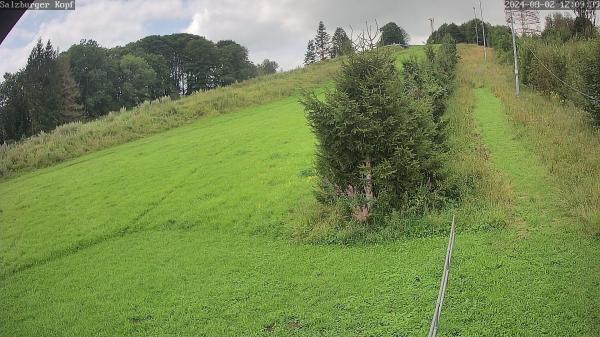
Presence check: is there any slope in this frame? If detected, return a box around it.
[1,47,450,337]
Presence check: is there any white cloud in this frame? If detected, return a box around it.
[0,0,186,76]
[183,0,318,69]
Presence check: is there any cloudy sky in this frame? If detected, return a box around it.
[0,0,509,76]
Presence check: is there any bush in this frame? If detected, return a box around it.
[582,39,600,121]
[516,37,600,122]
[527,41,567,97]
[301,44,456,225]
[435,35,459,79]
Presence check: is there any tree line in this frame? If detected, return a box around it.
[0,34,278,143]
[427,19,513,49]
[500,12,600,122]
[304,21,409,65]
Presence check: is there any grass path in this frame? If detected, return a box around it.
[439,85,600,336]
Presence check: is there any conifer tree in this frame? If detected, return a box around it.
[304,40,316,64]
[23,39,63,134]
[314,21,331,61]
[55,56,83,123]
[302,49,445,222]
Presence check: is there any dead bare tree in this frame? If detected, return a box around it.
[349,25,365,52]
[364,20,381,50]
[349,20,381,52]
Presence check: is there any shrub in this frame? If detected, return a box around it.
[435,34,459,79]
[518,38,535,86]
[582,39,600,122]
[516,37,600,122]
[402,57,448,126]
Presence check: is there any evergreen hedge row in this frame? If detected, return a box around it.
[301,37,459,224]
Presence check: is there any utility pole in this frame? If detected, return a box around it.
[509,10,520,96]
[473,7,479,45]
[478,0,487,61]
[428,18,435,36]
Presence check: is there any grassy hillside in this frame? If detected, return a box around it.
[1,45,599,336]
[475,46,600,236]
[0,60,340,180]
[1,47,455,337]
[0,46,428,181]
[0,94,449,336]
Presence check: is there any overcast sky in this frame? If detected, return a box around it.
[0,0,510,76]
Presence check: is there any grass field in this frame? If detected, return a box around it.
[1,47,454,337]
[1,45,600,336]
[438,47,600,336]
[0,98,449,336]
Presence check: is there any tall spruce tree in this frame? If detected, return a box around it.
[23,39,64,134]
[304,40,317,64]
[55,56,83,124]
[314,21,331,61]
[0,72,28,142]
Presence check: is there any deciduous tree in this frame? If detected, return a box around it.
[256,59,279,75]
[118,54,157,106]
[379,22,410,47]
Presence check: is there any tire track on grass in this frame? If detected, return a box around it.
[439,86,600,336]
[1,167,200,280]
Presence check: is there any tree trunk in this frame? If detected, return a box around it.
[364,159,373,199]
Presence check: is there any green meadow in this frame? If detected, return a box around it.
[1,46,599,336]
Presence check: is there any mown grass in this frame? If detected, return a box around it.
[438,45,600,336]
[0,60,340,180]
[0,97,449,337]
[1,47,458,337]
[2,45,599,336]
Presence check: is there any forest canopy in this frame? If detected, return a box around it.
[0,33,277,143]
